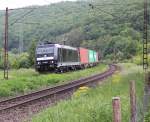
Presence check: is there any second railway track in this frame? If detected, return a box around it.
[0,64,117,121]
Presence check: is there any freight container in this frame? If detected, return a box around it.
[88,50,95,63]
[93,51,97,62]
[79,48,89,64]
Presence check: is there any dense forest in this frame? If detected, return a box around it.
[0,0,148,68]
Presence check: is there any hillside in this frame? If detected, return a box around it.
[0,0,147,59]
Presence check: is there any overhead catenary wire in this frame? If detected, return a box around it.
[38,2,126,43]
[8,7,38,20]
[6,0,139,43]
[10,7,38,26]
[88,3,123,23]
[89,3,119,18]
[9,1,130,42]
[88,2,140,24]
[15,21,40,25]
[88,1,142,6]
[8,0,52,41]
[6,0,139,44]
[88,1,143,17]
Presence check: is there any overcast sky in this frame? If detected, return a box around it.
[0,0,78,10]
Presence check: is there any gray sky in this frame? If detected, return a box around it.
[0,0,78,10]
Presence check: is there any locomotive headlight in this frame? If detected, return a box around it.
[37,62,41,64]
[50,61,54,63]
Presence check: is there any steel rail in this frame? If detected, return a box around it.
[0,64,117,112]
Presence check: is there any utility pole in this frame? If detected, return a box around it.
[19,23,23,53]
[143,0,148,71]
[143,0,150,120]
[4,7,9,79]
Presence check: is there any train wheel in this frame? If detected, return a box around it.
[58,67,64,73]
[54,68,59,73]
[60,69,64,73]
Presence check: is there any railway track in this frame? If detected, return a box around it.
[0,64,117,121]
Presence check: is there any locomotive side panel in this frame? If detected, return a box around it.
[57,46,80,67]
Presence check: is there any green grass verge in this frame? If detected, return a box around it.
[31,63,144,122]
[145,110,150,122]
[0,64,107,97]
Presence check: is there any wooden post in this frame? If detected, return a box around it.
[130,80,136,122]
[143,71,150,112]
[112,97,121,122]
[145,71,150,86]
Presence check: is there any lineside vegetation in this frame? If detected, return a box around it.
[0,64,107,97]
[31,63,144,122]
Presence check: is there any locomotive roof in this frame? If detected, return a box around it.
[55,44,77,50]
[37,43,77,51]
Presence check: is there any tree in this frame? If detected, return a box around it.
[28,40,36,66]
[18,53,30,68]
[11,48,18,54]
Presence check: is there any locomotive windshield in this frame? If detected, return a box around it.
[36,46,54,54]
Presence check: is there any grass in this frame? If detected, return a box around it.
[0,64,108,97]
[31,63,145,122]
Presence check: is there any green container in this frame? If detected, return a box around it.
[88,50,95,62]
[93,51,97,62]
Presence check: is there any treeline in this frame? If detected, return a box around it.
[0,0,148,68]
[0,41,36,69]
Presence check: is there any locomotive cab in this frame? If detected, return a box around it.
[35,43,57,71]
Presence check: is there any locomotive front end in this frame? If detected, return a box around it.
[35,43,57,72]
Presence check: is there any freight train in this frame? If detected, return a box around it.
[35,42,99,72]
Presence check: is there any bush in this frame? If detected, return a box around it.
[132,55,142,65]
[9,52,30,69]
[131,55,150,66]
[0,60,3,69]
[0,49,3,69]
[144,111,150,122]
[18,53,30,68]
[0,87,12,97]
